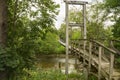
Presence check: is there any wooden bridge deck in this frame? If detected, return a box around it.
[59,40,120,80]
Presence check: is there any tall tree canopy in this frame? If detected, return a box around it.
[105,0,120,39]
[0,0,60,79]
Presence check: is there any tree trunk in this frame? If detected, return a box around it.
[0,0,7,46]
[0,0,8,79]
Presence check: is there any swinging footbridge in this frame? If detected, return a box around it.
[60,0,120,80]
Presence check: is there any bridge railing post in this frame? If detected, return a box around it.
[98,46,102,80]
[65,0,69,75]
[88,42,92,74]
[83,40,86,65]
[109,53,114,80]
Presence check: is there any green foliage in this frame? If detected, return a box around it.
[105,0,120,39]
[26,69,66,80]
[87,22,111,39]
[12,68,66,80]
[69,8,83,23]
[59,23,82,40]
[59,23,66,41]
[105,0,120,8]
[116,58,120,63]
[0,0,61,79]
[105,0,120,50]
[0,46,6,71]
[0,46,21,71]
[71,29,81,39]
[87,2,113,40]
[68,73,85,80]
[39,32,65,54]
[59,9,83,41]
[59,4,112,40]
[10,68,86,80]
[112,18,120,39]
[89,75,97,80]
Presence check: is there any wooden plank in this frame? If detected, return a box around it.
[112,39,120,42]
[69,23,83,27]
[112,69,120,77]
[92,40,117,54]
[59,40,66,46]
[64,0,88,5]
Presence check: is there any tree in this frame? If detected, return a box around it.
[59,8,83,41]
[104,0,120,50]
[86,2,112,40]
[0,0,8,79]
[104,0,120,39]
[0,0,7,46]
[0,0,60,79]
[39,31,65,54]
[59,23,66,41]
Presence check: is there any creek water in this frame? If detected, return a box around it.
[36,55,83,74]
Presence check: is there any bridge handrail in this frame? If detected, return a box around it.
[60,39,118,54]
[58,40,66,47]
[112,39,120,42]
[70,39,118,54]
[71,39,120,42]
[91,40,117,54]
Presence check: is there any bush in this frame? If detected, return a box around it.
[11,68,86,80]
[13,68,66,80]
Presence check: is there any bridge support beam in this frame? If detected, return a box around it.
[64,0,88,78]
[83,1,87,69]
[65,1,69,75]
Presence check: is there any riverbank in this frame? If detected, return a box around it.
[36,54,76,58]
[9,54,97,80]
[19,68,85,80]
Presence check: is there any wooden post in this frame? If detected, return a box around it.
[109,53,114,80]
[59,62,62,72]
[88,42,92,74]
[98,46,102,80]
[69,26,72,54]
[75,52,78,65]
[83,4,87,65]
[110,40,114,49]
[65,0,69,75]
[83,67,88,80]
[83,4,87,40]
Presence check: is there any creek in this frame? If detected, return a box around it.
[36,55,83,74]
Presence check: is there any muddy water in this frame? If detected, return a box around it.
[36,55,83,74]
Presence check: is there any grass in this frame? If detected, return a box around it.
[11,67,87,80]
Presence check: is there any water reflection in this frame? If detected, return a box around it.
[37,55,82,74]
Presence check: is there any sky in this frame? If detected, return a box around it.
[54,0,93,29]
